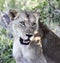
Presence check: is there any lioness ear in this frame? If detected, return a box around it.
[33,12,40,31]
[33,9,41,20]
[9,9,18,20]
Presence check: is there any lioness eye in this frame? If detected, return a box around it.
[20,21,25,26]
[32,23,36,26]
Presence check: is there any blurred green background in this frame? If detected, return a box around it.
[0,0,60,63]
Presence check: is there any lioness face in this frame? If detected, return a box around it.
[9,10,39,41]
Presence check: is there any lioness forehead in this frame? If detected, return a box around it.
[9,9,39,26]
[16,11,36,22]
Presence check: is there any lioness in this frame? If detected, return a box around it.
[0,9,60,63]
[39,22,60,63]
[0,10,47,63]
[8,10,47,63]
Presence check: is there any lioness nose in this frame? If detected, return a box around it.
[26,34,32,38]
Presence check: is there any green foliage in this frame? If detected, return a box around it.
[0,0,5,11]
[9,0,15,8]
[0,26,15,63]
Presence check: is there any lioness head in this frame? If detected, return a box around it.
[9,9,40,44]
[0,9,39,44]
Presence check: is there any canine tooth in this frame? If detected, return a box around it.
[30,36,34,41]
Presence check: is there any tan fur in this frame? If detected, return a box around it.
[38,21,60,63]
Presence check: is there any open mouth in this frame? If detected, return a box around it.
[19,34,32,45]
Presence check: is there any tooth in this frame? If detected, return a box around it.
[30,36,34,41]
